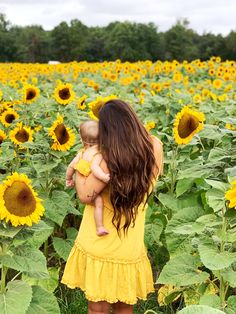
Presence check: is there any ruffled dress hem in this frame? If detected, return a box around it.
[61,242,155,305]
[60,281,154,305]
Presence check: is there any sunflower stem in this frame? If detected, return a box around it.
[0,265,8,293]
[44,238,48,259]
[219,205,228,310]
[10,271,22,282]
[196,134,205,151]
[169,145,178,194]
[0,243,8,294]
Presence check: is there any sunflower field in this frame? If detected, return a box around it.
[0,57,236,314]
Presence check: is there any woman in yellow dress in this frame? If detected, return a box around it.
[61,99,164,314]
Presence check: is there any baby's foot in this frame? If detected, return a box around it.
[96,226,109,236]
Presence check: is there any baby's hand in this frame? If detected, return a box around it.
[66,179,75,187]
[103,173,110,183]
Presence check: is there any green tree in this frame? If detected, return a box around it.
[104,21,164,61]
[0,12,235,62]
[84,27,107,61]
[9,25,51,62]
[69,19,90,61]
[196,33,227,60]
[225,31,236,60]
[51,22,72,62]
[0,13,13,62]
[164,19,199,61]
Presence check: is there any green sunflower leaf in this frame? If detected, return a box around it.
[26,285,60,314]
[156,254,209,286]
[22,267,59,293]
[226,296,236,314]
[178,305,225,314]
[44,190,78,226]
[0,280,32,314]
[0,245,48,278]
[198,241,236,270]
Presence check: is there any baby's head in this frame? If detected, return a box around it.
[79,120,99,146]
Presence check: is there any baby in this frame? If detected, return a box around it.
[66,120,110,236]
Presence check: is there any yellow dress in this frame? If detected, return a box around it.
[61,163,155,304]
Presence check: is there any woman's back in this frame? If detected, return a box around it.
[62,100,164,309]
[76,186,148,261]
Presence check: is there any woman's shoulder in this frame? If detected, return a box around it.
[150,134,163,146]
[150,135,163,154]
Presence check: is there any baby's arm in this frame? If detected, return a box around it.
[90,154,110,183]
[65,152,82,187]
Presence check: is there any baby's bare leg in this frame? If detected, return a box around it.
[94,195,109,236]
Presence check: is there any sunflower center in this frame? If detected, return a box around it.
[15,129,29,142]
[178,113,200,138]
[6,114,16,123]
[54,123,69,144]
[59,88,70,100]
[26,88,36,100]
[3,181,36,217]
[26,89,36,100]
[0,136,3,144]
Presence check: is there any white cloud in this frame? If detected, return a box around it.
[0,0,235,35]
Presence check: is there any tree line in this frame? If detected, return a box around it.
[0,14,235,63]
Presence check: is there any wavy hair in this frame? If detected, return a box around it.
[98,99,156,234]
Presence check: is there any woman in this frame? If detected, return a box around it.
[61,99,164,314]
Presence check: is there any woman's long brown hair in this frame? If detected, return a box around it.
[99,99,157,234]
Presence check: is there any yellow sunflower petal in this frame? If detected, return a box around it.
[225,181,236,208]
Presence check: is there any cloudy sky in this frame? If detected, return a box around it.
[0,0,235,35]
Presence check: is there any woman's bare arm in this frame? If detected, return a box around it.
[91,154,110,183]
[151,136,164,179]
[75,159,109,204]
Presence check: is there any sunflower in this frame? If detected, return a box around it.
[173,71,183,83]
[54,83,75,105]
[212,79,222,89]
[151,83,162,93]
[0,108,19,127]
[0,101,14,114]
[48,115,75,151]
[193,94,202,104]
[208,69,215,76]
[0,172,44,227]
[77,95,87,110]
[9,122,33,145]
[145,121,156,131]
[22,84,40,104]
[173,106,205,145]
[88,95,117,120]
[225,181,236,208]
[0,129,7,144]
[225,123,236,131]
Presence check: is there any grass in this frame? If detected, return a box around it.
[56,285,179,314]
[56,284,88,313]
